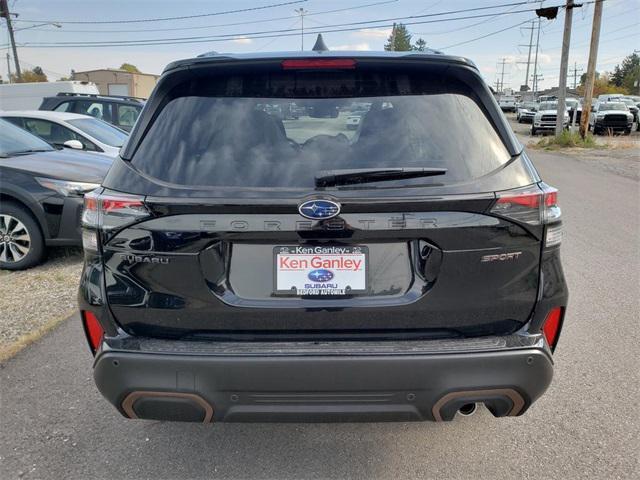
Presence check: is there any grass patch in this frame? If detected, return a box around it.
[532,130,600,150]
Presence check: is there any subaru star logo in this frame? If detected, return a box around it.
[308,269,334,283]
[298,199,341,220]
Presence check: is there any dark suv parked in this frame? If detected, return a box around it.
[0,119,110,269]
[79,51,568,423]
[39,93,145,132]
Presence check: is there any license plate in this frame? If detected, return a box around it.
[274,245,368,296]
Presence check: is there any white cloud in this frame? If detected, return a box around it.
[352,28,391,39]
[332,43,372,51]
[231,37,253,45]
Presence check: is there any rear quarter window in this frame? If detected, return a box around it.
[131,69,511,190]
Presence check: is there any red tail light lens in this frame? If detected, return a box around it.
[492,183,561,228]
[82,311,104,353]
[542,307,563,350]
[82,190,149,231]
[282,58,356,70]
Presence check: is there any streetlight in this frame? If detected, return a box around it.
[15,22,62,32]
[294,8,307,51]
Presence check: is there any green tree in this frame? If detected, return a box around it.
[413,38,427,52]
[119,63,141,73]
[610,53,639,88]
[10,67,48,83]
[384,23,413,51]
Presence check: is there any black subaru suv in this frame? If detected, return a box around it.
[79,51,568,423]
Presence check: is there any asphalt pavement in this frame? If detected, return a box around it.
[1,147,639,480]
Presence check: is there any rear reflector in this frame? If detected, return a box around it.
[282,58,356,70]
[542,307,563,350]
[82,311,104,353]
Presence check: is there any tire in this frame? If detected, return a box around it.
[624,128,631,135]
[531,127,537,136]
[0,202,46,270]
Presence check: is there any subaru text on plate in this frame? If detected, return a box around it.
[78,50,568,423]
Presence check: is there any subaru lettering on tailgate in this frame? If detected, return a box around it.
[298,200,341,220]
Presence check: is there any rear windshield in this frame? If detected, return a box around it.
[132,69,510,189]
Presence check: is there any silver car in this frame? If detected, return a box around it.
[0,111,128,158]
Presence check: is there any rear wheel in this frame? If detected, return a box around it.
[0,203,46,270]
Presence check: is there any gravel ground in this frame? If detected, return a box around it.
[0,247,83,356]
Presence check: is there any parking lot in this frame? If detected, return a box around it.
[1,137,638,479]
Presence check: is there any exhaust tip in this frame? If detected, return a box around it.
[458,403,477,417]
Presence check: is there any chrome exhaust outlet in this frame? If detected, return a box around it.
[458,403,477,416]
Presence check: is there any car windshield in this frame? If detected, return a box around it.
[565,99,579,107]
[0,118,54,157]
[68,118,128,147]
[539,102,558,111]
[132,69,511,190]
[599,103,627,111]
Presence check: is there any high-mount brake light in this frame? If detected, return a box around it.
[281,58,356,70]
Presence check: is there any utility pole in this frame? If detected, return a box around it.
[294,8,307,51]
[497,57,508,94]
[532,18,542,98]
[518,21,536,96]
[531,73,544,95]
[6,52,12,84]
[556,0,577,136]
[580,0,604,138]
[569,62,583,89]
[0,0,21,81]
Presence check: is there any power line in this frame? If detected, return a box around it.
[438,17,534,50]
[9,1,398,34]
[8,3,556,48]
[12,0,309,24]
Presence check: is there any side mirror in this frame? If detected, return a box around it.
[590,106,596,112]
[63,139,84,150]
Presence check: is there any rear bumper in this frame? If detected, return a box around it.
[93,334,554,423]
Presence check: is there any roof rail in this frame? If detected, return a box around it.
[55,92,146,102]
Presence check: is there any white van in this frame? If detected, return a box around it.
[0,81,99,111]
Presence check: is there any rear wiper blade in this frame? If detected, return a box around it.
[315,167,447,187]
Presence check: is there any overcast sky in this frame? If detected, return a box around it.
[1,0,638,90]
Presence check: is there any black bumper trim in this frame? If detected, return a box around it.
[93,345,553,423]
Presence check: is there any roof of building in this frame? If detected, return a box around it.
[73,68,159,77]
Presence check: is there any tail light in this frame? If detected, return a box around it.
[282,58,356,69]
[81,189,150,251]
[82,310,104,354]
[542,307,564,351]
[491,183,562,246]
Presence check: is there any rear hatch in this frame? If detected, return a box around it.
[91,55,547,340]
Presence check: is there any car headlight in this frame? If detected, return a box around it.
[596,113,606,119]
[36,177,101,197]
